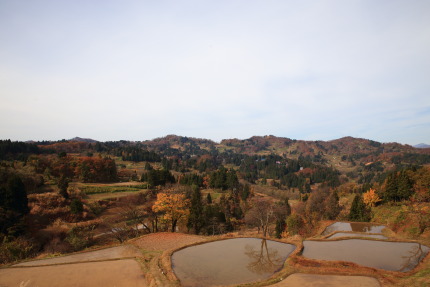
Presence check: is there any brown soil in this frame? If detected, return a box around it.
[0,259,146,287]
[131,232,206,251]
[272,273,380,287]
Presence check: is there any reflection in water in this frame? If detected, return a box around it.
[350,222,384,233]
[302,239,429,272]
[172,238,295,287]
[322,222,385,235]
[400,243,428,272]
[245,239,285,274]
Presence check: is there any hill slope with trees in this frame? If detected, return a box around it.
[0,135,429,270]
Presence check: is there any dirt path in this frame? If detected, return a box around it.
[0,259,146,287]
[271,273,380,287]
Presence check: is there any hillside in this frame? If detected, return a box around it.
[138,134,425,161]
[220,135,420,158]
[69,137,99,143]
[129,135,430,182]
[11,135,429,186]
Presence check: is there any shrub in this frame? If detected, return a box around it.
[286,214,303,235]
[70,199,83,214]
[87,202,105,216]
[66,230,90,251]
[0,236,36,264]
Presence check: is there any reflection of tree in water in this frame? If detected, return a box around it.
[244,240,285,275]
[399,243,429,272]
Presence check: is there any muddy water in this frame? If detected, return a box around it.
[322,222,385,235]
[172,238,296,287]
[327,232,387,240]
[302,239,429,272]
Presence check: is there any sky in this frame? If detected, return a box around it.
[1,0,429,145]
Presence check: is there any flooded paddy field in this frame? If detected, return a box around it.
[272,273,380,287]
[322,222,386,236]
[172,238,296,287]
[302,239,429,272]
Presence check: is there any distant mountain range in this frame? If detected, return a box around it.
[69,137,99,143]
[65,135,430,152]
[137,134,430,160]
[21,135,430,178]
[414,143,430,149]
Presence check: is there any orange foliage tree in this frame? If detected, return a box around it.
[76,156,118,183]
[363,188,382,207]
[152,189,190,232]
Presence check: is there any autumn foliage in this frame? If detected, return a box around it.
[363,188,382,207]
[76,157,118,183]
[412,166,430,202]
[29,154,118,183]
[152,189,190,232]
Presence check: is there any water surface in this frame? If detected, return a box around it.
[302,239,429,272]
[327,232,387,240]
[172,238,295,287]
[322,222,385,235]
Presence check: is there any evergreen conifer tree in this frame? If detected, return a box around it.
[206,193,212,204]
[2,175,29,215]
[349,194,371,222]
[58,175,69,199]
[397,171,413,200]
[187,186,205,234]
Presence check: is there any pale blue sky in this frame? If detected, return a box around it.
[1,0,429,144]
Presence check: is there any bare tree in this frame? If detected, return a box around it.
[121,205,152,236]
[245,198,276,237]
[102,218,131,243]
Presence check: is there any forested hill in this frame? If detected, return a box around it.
[220,135,417,155]
[2,135,429,186]
[140,134,428,165]
[8,135,430,167]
